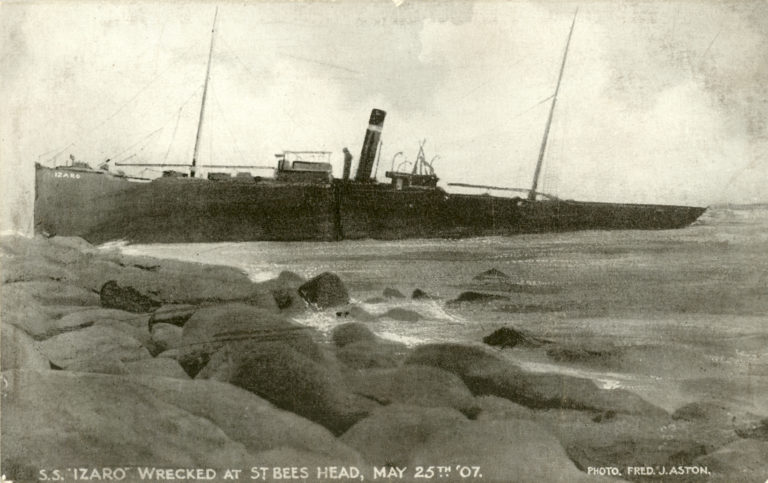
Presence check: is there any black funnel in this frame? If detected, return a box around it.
[354,109,386,181]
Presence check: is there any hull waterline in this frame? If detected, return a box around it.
[34,165,707,244]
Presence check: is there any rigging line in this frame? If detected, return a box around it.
[37,143,73,161]
[218,35,270,79]
[699,30,722,67]
[163,105,184,164]
[39,40,203,162]
[107,84,203,161]
[211,88,249,165]
[116,128,165,163]
[39,143,76,166]
[282,53,362,75]
[112,128,165,162]
[438,94,556,145]
[453,58,526,101]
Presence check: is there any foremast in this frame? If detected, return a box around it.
[528,9,578,201]
[191,7,219,178]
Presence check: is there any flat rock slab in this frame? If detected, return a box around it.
[40,326,151,368]
[331,322,377,347]
[179,303,317,376]
[67,353,128,375]
[335,340,408,370]
[198,340,375,435]
[3,280,100,307]
[349,365,479,417]
[379,308,422,322]
[340,404,467,468]
[133,376,362,462]
[0,370,252,480]
[124,358,189,379]
[411,419,612,483]
[149,304,197,328]
[151,323,184,354]
[694,439,768,482]
[1,323,50,370]
[404,343,508,379]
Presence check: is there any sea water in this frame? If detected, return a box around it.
[120,206,768,415]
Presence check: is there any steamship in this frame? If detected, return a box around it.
[33,11,706,245]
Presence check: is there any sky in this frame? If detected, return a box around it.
[1,0,767,233]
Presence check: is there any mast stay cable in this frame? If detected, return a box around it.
[528,9,578,201]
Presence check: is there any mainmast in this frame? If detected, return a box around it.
[191,7,219,178]
[528,9,578,201]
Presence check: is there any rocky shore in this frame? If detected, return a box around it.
[2,235,766,482]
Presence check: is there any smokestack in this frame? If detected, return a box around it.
[354,109,386,181]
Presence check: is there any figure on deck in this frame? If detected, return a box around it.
[342,147,353,181]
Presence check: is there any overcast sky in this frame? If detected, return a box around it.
[2,0,767,233]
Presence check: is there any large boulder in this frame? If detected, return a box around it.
[473,268,510,281]
[39,326,151,368]
[379,308,422,322]
[298,272,349,308]
[1,257,75,284]
[546,342,622,367]
[150,323,183,354]
[533,409,723,473]
[448,291,509,304]
[382,287,406,299]
[198,340,376,435]
[99,280,161,313]
[0,370,252,480]
[0,290,58,338]
[80,254,263,304]
[406,343,664,416]
[148,304,197,328]
[331,322,377,347]
[178,303,318,376]
[346,305,377,322]
[336,340,408,369]
[124,358,189,379]
[475,395,536,421]
[0,235,95,265]
[694,439,768,482]
[67,353,128,375]
[411,419,608,483]
[92,319,154,353]
[0,323,50,370]
[411,288,435,300]
[55,307,148,328]
[54,309,152,346]
[483,326,548,349]
[673,401,766,441]
[256,271,307,311]
[464,366,666,415]
[348,365,480,417]
[404,343,507,379]
[2,280,99,307]
[332,323,408,369]
[340,404,467,467]
[133,375,362,463]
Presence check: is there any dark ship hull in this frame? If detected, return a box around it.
[34,165,706,244]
